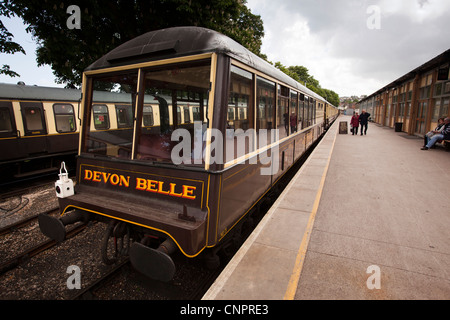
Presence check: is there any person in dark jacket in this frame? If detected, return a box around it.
[421,117,450,150]
[359,110,371,135]
[290,111,297,133]
[350,113,360,135]
[423,117,445,148]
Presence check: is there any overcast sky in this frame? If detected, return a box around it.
[246,0,450,97]
[1,0,450,97]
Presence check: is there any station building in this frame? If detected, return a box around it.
[358,48,450,136]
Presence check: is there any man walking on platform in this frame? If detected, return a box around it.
[359,110,371,135]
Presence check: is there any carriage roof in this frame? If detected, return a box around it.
[86,27,326,103]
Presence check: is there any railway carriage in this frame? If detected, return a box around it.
[0,84,81,180]
[39,27,338,281]
[0,83,203,181]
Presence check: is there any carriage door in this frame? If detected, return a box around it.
[20,102,48,156]
[0,101,20,161]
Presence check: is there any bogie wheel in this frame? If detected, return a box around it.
[101,220,130,265]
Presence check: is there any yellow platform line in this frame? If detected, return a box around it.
[283,126,338,300]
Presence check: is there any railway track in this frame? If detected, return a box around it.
[70,134,323,300]
[0,207,59,237]
[0,218,88,276]
[0,133,322,300]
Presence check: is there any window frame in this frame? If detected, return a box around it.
[20,102,47,136]
[53,103,76,133]
[115,104,134,129]
[92,104,111,130]
[0,101,17,138]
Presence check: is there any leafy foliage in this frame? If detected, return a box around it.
[0,6,25,77]
[274,61,340,106]
[2,0,264,88]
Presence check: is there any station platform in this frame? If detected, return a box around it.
[203,115,450,300]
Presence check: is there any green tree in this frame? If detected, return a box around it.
[274,61,339,106]
[0,5,25,77]
[3,0,264,88]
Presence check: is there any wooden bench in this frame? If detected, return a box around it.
[438,139,450,151]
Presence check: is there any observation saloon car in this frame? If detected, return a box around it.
[39,27,338,281]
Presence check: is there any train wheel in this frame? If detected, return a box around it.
[101,220,130,265]
[204,251,221,270]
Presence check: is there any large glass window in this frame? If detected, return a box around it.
[137,60,210,165]
[290,91,298,133]
[84,72,138,159]
[225,65,254,163]
[299,94,305,129]
[53,103,76,133]
[227,66,253,131]
[277,85,289,139]
[304,96,310,128]
[83,61,211,164]
[256,76,275,131]
[310,98,316,126]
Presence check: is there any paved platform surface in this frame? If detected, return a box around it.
[203,115,450,300]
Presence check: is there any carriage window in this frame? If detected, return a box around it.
[0,105,13,133]
[184,107,191,123]
[93,104,110,130]
[304,96,310,127]
[277,85,289,139]
[290,91,298,134]
[116,105,133,128]
[53,104,76,133]
[310,98,316,125]
[225,65,254,163]
[299,93,305,129]
[256,77,275,130]
[20,102,46,135]
[136,60,211,165]
[227,65,253,131]
[83,72,138,159]
[142,105,154,126]
[25,108,43,131]
[177,106,182,125]
[193,107,201,121]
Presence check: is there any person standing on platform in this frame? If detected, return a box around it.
[350,112,360,135]
[421,117,450,150]
[290,111,298,134]
[359,110,371,135]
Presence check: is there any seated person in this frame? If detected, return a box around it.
[424,117,445,148]
[422,117,450,150]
